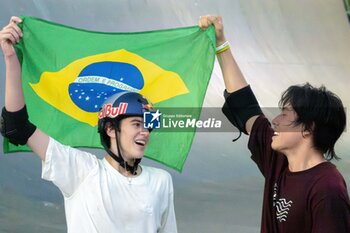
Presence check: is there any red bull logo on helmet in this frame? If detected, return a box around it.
[98,102,128,119]
[142,103,155,112]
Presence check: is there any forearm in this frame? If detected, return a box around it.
[4,54,24,111]
[216,48,248,93]
[218,45,260,134]
[1,16,49,160]
[199,15,260,134]
[3,50,49,160]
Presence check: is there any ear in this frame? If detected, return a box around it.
[302,130,311,137]
[301,125,313,138]
[105,122,116,138]
[302,121,315,138]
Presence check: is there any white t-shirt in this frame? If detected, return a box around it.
[42,137,177,233]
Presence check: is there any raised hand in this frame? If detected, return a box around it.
[0,16,23,58]
[198,15,226,46]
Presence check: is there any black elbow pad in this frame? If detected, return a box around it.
[1,106,37,146]
[222,85,262,135]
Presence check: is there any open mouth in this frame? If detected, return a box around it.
[135,139,147,147]
[272,129,280,137]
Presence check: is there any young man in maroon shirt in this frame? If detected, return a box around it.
[199,16,350,233]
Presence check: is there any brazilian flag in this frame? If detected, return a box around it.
[3,16,216,171]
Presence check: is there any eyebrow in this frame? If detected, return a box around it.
[282,106,293,111]
[129,119,143,123]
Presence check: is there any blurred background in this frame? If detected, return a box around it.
[0,0,349,232]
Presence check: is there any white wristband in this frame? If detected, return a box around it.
[215,41,230,52]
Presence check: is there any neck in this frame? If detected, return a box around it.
[284,146,326,172]
[110,143,136,167]
[105,155,141,177]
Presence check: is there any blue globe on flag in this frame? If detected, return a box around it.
[68,61,144,112]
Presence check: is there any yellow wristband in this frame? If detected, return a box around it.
[216,45,230,54]
[215,41,230,54]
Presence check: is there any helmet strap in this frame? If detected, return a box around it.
[105,126,141,175]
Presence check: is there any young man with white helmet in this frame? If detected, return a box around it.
[0,16,177,233]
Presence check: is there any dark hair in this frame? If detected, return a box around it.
[279,83,346,160]
[99,116,127,149]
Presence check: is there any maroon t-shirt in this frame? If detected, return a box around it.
[248,115,350,233]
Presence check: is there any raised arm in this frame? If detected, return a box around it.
[199,15,247,92]
[1,16,49,160]
[199,15,261,134]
